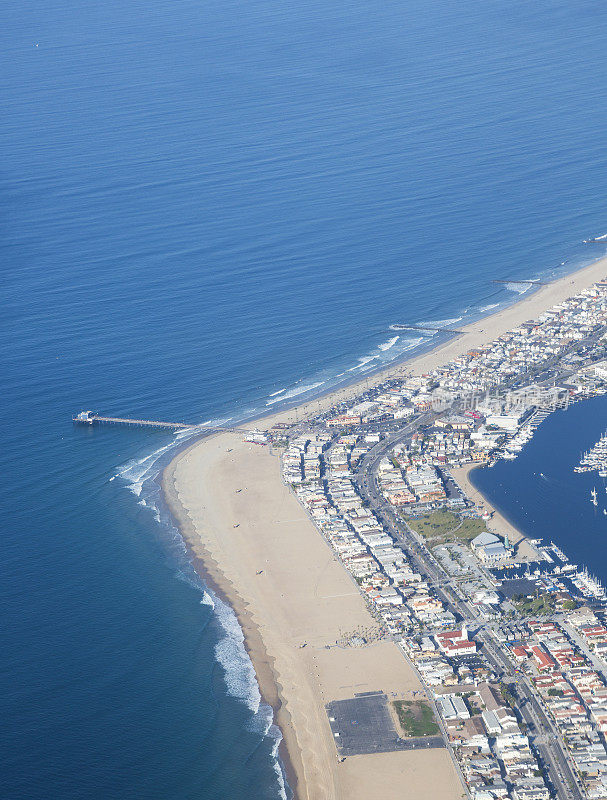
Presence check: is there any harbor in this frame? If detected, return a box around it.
[576,430,607,477]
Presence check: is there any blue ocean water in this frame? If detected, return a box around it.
[2,0,607,797]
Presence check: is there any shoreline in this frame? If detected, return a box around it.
[450,463,541,562]
[164,432,462,800]
[238,253,607,432]
[162,442,302,797]
[162,252,607,800]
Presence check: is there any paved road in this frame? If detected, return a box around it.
[352,429,584,800]
[307,322,607,796]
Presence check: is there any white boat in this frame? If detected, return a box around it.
[591,488,598,507]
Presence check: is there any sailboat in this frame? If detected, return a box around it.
[591,488,598,507]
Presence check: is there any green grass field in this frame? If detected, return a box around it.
[392,700,440,737]
[407,509,486,545]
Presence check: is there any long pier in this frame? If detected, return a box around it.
[76,414,194,430]
[72,411,264,436]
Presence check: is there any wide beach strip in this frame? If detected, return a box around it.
[164,433,463,800]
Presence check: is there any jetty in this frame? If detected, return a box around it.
[491,279,548,286]
[391,324,465,334]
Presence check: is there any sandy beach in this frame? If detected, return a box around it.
[450,464,540,562]
[164,254,607,800]
[164,433,464,800]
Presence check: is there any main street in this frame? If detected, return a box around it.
[351,423,585,800]
[290,310,607,800]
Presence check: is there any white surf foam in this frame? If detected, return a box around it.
[504,281,532,295]
[195,416,233,429]
[269,388,287,397]
[401,336,424,350]
[115,438,178,497]
[200,590,215,609]
[347,355,377,372]
[479,303,499,313]
[266,381,324,405]
[244,701,288,799]
[211,591,262,714]
[378,335,399,351]
[109,418,287,794]
[270,726,288,800]
[113,414,238,499]
[203,591,287,795]
[420,316,463,327]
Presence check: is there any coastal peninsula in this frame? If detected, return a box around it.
[165,254,607,800]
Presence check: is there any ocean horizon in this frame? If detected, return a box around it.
[3,0,607,797]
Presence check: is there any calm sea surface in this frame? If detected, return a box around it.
[3,0,607,797]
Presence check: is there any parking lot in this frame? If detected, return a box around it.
[325,692,444,756]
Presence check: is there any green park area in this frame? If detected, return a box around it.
[392,700,440,737]
[512,593,577,616]
[407,509,486,546]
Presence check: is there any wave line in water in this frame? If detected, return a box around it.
[504,281,533,295]
[419,316,463,327]
[115,439,180,497]
[347,355,377,372]
[211,590,262,714]
[378,335,399,351]
[266,381,325,404]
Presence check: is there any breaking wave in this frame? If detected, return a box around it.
[114,415,236,497]
[200,590,215,609]
[378,335,399,351]
[504,281,533,295]
[211,590,262,714]
[347,355,377,372]
[266,381,325,405]
[479,302,499,313]
[401,336,424,350]
[116,439,180,497]
[419,316,463,327]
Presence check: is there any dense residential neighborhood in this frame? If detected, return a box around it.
[275,280,607,800]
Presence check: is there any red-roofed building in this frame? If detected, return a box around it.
[511,645,528,662]
[435,627,476,657]
[531,645,557,673]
